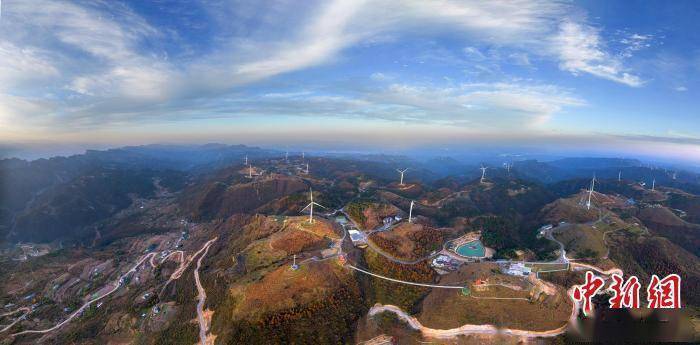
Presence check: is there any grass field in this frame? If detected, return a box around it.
[553,224,607,259]
[228,260,349,321]
[416,285,571,331]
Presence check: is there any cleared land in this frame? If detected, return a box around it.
[553,224,607,259]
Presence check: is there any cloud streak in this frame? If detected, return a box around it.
[0,0,651,137]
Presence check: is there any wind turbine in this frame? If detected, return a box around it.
[302,152,305,161]
[248,164,253,178]
[301,189,325,224]
[480,165,488,183]
[618,170,622,182]
[586,175,596,210]
[672,171,677,180]
[503,162,512,174]
[408,200,415,223]
[285,149,289,162]
[396,168,408,185]
[291,254,299,270]
[244,154,248,166]
[651,178,656,191]
[305,163,309,174]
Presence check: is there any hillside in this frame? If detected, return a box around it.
[181,174,308,220]
[11,169,170,243]
[368,223,455,261]
[637,206,700,256]
[345,201,402,231]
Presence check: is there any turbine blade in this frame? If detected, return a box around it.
[313,202,327,209]
[301,203,312,211]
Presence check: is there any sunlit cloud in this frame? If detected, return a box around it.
[553,20,644,87]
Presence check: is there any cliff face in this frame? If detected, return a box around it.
[183,176,308,220]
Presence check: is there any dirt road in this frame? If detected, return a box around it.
[194,238,218,345]
[0,307,31,333]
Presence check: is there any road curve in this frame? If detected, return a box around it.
[368,304,569,339]
[11,252,157,337]
[0,307,31,333]
[194,238,218,345]
[363,262,622,340]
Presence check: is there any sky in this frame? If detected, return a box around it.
[0,0,699,162]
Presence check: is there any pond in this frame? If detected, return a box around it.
[455,240,485,258]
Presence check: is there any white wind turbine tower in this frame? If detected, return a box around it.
[672,171,677,180]
[480,165,488,183]
[586,175,596,210]
[408,200,415,223]
[504,162,512,174]
[285,149,289,162]
[305,163,309,174]
[248,164,253,179]
[244,154,248,166]
[618,171,622,182]
[301,189,325,224]
[396,168,408,185]
[291,254,299,270]
[651,178,656,191]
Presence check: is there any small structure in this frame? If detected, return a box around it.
[472,278,488,292]
[335,216,348,225]
[538,224,553,237]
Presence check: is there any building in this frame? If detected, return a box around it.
[431,255,460,272]
[503,262,532,276]
[348,229,367,247]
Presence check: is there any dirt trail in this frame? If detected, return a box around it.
[194,238,218,345]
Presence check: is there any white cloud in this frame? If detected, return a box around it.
[618,33,654,58]
[188,80,585,129]
[553,20,644,87]
[371,82,584,126]
[0,0,639,134]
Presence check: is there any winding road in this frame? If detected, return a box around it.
[10,252,158,337]
[7,237,219,339]
[355,220,623,340]
[194,238,218,345]
[0,307,31,333]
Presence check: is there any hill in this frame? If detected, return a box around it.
[636,206,700,256]
[181,174,308,221]
[345,201,402,231]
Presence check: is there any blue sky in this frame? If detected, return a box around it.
[0,0,699,161]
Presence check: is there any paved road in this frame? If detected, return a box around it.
[544,226,570,263]
[347,265,464,289]
[9,239,216,338]
[11,252,157,337]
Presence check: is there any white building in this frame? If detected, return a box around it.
[504,262,532,276]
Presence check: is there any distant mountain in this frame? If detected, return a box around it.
[0,144,279,244]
